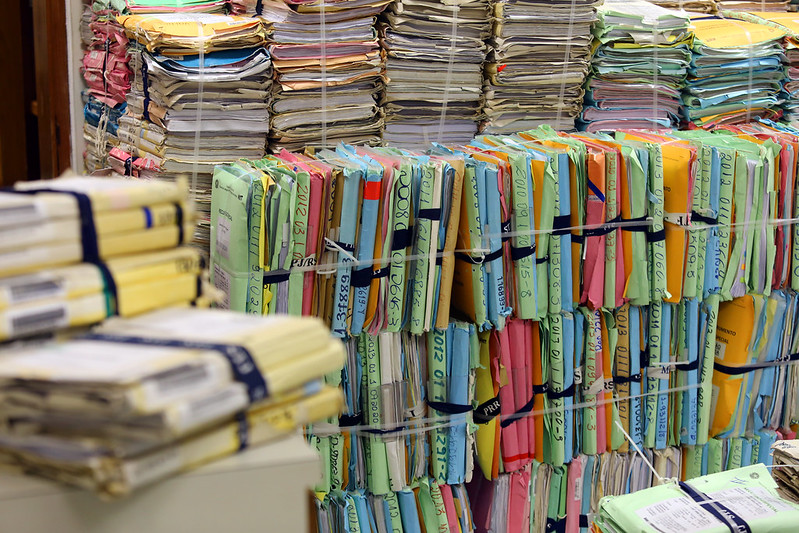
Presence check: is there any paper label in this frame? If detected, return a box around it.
[138,362,227,411]
[122,447,182,489]
[213,263,231,310]
[177,384,248,432]
[635,496,719,532]
[216,217,231,260]
[647,365,672,380]
[4,275,65,305]
[708,486,795,518]
[7,303,68,337]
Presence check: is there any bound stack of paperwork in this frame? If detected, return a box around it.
[265,0,390,152]
[116,13,270,252]
[0,308,345,498]
[0,174,204,343]
[483,0,600,133]
[380,0,490,149]
[684,16,786,127]
[581,0,692,132]
[772,440,799,503]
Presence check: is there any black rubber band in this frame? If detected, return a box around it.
[262,269,290,285]
[350,267,373,288]
[552,214,572,236]
[473,396,501,424]
[392,227,412,250]
[547,383,576,400]
[582,215,622,238]
[620,215,650,232]
[418,208,441,221]
[691,211,718,226]
[511,243,536,261]
[713,353,799,375]
[612,374,643,385]
[647,228,666,242]
[427,401,473,415]
[501,220,512,242]
[339,412,364,427]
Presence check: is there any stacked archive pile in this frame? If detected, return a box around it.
[683,16,786,127]
[648,0,718,12]
[716,0,790,10]
[79,3,131,171]
[0,308,345,498]
[728,12,799,127]
[482,0,600,133]
[0,175,200,343]
[380,0,491,149]
[265,0,391,152]
[210,122,799,530]
[0,173,347,498]
[772,440,799,503]
[114,13,270,254]
[594,464,799,532]
[581,0,692,132]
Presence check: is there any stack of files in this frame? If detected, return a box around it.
[580,0,692,132]
[482,0,600,133]
[0,308,345,498]
[0,174,203,343]
[684,16,786,128]
[468,451,685,533]
[122,0,228,14]
[80,7,131,171]
[648,0,718,12]
[264,0,390,152]
[716,0,790,10]
[593,464,799,532]
[772,440,799,503]
[82,92,127,172]
[733,12,799,126]
[314,482,475,533]
[118,14,271,252]
[380,0,490,149]
[210,144,506,336]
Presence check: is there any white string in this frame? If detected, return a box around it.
[555,0,577,129]
[320,1,327,148]
[190,21,205,202]
[308,382,701,437]
[238,213,799,276]
[615,419,664,483]
[436,4,459,143]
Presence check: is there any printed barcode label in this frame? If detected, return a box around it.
[8,305,68,337]
[216,217,231,259]
[123,447,182,489]
[8,279,64,305]
[213,263,231,310]
[151,364,210,394]
[179,385,247,432]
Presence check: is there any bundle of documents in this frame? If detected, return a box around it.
[594,464,799,532]
[118,14,271,251]
[772,440,799,503]
[581,0,692,132]
[314,481,474,532]
[80,6,131,171]
[0,174,206,342]
[684,16,786,128]
[482,0,600,133]
[733,12,799,127]
[0,308,345,497]
[265,0,390,152]
[716,0,790,10]
[122,0,228,13]
[647,0,718,12]
[380,0,490,149]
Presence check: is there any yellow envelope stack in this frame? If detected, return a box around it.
[0,173,208,343]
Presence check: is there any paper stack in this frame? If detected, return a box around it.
[733,12,799,127]
[265,0,390,152]
[716,0,789,10]
[116,13,270,253]
[593,464,799,532]
[580,0,691,132]
[122,0,228,13]
[684,16,785,128]
[0,308,345,498]
[772,440,799,503]
[80,6,131,172]
[648,0,718,12]
[380,0,490,149]
[482,0,600,133]
[0,174,205,343]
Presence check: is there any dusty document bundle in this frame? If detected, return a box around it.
[0,308,345,498]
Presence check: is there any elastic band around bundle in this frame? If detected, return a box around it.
[81,332,268,403]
